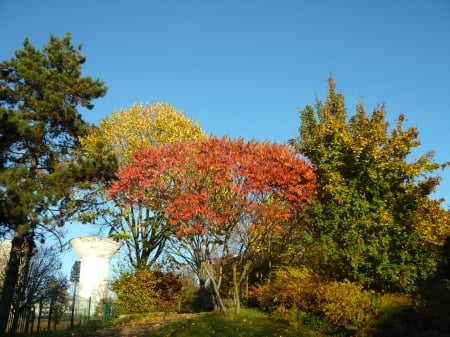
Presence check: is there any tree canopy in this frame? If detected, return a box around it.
[289,77,450,292]
[80,102,206,164]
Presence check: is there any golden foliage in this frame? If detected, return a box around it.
[80,102,206,163]
[317,280,374,330]
[255,267,419,332]
[256,267,319,314]
[112,269,183,314]
[413,198,450,246]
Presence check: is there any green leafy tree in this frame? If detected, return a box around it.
[290,77,450,292]
[0,33,107,331]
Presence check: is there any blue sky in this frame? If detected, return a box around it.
[1,0,450,277]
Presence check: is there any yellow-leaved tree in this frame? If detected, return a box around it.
[77,102,207,270]
[81,102,205,164]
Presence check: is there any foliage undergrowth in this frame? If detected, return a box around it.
[254,267,450,336]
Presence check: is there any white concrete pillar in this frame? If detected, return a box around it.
[0,240,12,289]
[69,236,122,316]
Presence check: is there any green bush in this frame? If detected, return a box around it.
[112,269,182,314]
[317,280,376,332]
[375,291,414,319]
[256,267,319,314]
[256,267,380,333]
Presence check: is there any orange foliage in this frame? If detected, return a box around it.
[108,136,316,236]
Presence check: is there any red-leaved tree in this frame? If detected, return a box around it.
[108,136,316,313]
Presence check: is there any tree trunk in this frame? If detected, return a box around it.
[25,305,34,334]
[232,261,250,314]
[0,225,28,334]
[202,262,226,314]
[36,300,42,332]
[10,234,33,336]
[10,309,20,337]
[232,264,240,314]
[47,298,53,332]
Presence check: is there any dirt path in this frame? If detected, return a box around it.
[68,313,197,337]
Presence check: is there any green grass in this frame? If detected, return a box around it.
[148,308,338,337]
[22,310,345,337]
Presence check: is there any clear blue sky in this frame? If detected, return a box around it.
[1,0,450,278]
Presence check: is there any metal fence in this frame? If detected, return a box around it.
[5,295,118,334]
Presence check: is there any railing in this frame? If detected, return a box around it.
[5,295,118,334]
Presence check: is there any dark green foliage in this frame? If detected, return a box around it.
[192,287,214,312]
[0,32,107,333]
[0,32,107,235]
[70,261,80,283]
[416,279,450,333]
[177,281,214,313]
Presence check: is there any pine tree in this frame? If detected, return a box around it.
[0,33,107,332]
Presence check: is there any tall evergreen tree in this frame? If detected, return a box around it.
[0,33,107,332]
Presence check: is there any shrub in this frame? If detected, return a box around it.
[256,267,319,314]
[256,267,379,333]
[112,269,183,314]
[317,280,376,332]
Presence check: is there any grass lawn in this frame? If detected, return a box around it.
[20,308,347,337]
[148,308,341,337]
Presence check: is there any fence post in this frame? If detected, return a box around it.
[103,301,109,321]
[87,296,91,322]
[70,284,77,328]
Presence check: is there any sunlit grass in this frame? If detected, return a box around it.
[24,309,344,337]
[149,308,311,337]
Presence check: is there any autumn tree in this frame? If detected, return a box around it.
[290,77,450,292]
[78,103,206,270]
[108,136,317,313]
[0,33,107,332]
